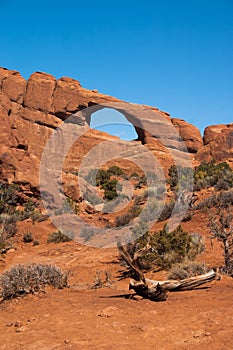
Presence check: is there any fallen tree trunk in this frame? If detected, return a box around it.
[130,269,219,301]
[118,242,221,301]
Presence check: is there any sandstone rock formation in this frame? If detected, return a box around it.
[196,124,233,165]
[0,66,232,194]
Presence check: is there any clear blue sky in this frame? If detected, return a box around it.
[1,0,232,135]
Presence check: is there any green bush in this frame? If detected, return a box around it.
[47,231,72,243]
[0,183,20,215]
[134,175,147,189]
[96,169,111,186]
[194,160,233,190]
[107,165,124,176]
[0,264,68,300]
[168,160,233,192]
[124,225,204,271]
[168,165,193,191]
[85,167,124,201]
[101,179,119,200]
[0,182,48,224]
[23,233,33,243]
[130,172,139,178]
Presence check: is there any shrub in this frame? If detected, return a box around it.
[4,221,17,238]
[103,193,128,213]
[130,220,149,238]
[130,172,139,178]
[195,189,233,210]
[0,182,48,236]
[101,179,118,201]
[115,213,131,227]
[168,160,233,192]
[181,210,192,222]
[0,214,17,253]
[90,271,113,289]
[33,240,40,246]
[134,175,147,189]
[140,199,158,221]
[24,199,36,213]
[35,213,48,222]
[0,264,68,300]
[79,227,99,242]
[96,169,111,186]
[84,169,99,185]
[85,166,125,202]
[208,205,233,276]
[23,233,33,243]
[168,165,193,191]
[168,261,210,280]
[85,192,103,205]
[54,197,79,216]
[107,165,124,176]
[122,225,204,271]
[194,160,233,190]
[189,232,205,257]
[47,231,72,243]
[158,201,175,221]
[0,182,20,215]
[115,202,142,227]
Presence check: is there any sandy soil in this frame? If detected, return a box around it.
[0,214,232,350]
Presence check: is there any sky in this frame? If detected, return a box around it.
[0,0,233,137]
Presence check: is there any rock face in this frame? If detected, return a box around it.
[196,124,233,165]
[0,67,231,191]
[171,118,203,153]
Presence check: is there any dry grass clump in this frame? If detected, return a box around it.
[168,261,210,280]
[0,264,69,300]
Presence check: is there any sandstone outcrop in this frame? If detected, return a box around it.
[196,124,233,165]
[0,67,232,193]
[171,118,203,153]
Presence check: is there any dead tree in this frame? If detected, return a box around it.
[118,243,220,302]
[209,205,233,276]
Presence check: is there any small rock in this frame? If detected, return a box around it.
[97,306,119,318]
[132,295,143,301]
[6,323,13,327]
[14,322,22,328]
[193,332,202,338]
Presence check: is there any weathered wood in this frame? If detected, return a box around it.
[118,242,221,301]
[117,242,145,282]
[129,270,219,301]
[129,280,168,301]
[145,269,220,291]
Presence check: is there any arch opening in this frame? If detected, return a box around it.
[90,108,138,141]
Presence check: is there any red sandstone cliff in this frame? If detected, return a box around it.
[0,67,232,191]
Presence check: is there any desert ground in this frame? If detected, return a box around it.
[0,212,232,350]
